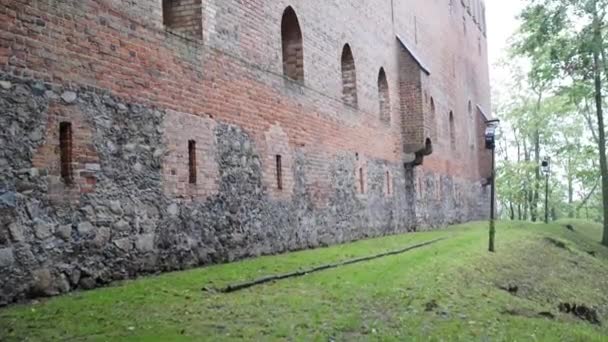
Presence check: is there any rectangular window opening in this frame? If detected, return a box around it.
[188,140,197,184]
[162,0,203,39]
[276,155,283,190]
[386,171,391,195]
[359,167,365,194]
[59,122,73,184]
[162,0,172,26]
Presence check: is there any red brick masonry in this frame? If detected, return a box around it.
[0,0,492,304]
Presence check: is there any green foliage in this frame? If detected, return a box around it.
[498,0,607,225]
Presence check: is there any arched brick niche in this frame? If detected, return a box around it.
[378,67,391,125]
[281,7,304,83]
[341,44,358,108]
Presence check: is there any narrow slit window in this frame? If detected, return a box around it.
[359,167,365,194]
[449,111,456,150]
[188,140,197,184]
[386,171,391,195]
[276,155,283,190]
[59,122,73,184]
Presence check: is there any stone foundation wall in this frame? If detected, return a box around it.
[0,0,492,305]
[0,76,460,305]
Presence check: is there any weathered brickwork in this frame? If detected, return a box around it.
[0,0,491,304]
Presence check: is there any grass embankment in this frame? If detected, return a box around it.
[1,220,608,341]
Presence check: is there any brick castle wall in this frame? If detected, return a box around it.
[0,0,491,304]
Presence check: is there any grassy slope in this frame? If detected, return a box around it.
[1,221,608,341]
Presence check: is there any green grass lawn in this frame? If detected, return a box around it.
[2,220,608,341]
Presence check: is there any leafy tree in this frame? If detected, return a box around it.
[513,0,608,245]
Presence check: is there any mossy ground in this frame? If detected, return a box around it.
[1,220,608,341]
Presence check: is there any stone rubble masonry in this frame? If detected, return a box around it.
[0,0,491,305]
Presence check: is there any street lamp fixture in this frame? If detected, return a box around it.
[541,158,551,176]
[542,158,551,223]
[485,119,500,253]
[485,119,499,149]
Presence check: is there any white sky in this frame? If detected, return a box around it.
[486,0,526,86]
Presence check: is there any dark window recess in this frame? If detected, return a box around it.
[162,0,172,26]
[188,140,197,184]
[59,122,73,184]
[378,68,391,124]
[449,111,456,150]
[341,44,358,107]
[359,167,365,194]
[281,6,304,82]
[162,0,203,39]
[386,171,391,195]
[276,155,283,190]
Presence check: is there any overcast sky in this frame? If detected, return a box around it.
[486,0,526,84]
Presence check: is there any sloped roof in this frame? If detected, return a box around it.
[396,35,431,76]
[476,104,493,121]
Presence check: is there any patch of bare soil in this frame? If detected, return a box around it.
[558,303,601,326]
[502,308,555,320]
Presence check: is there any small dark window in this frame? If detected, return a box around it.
[449,111,456,150]
[276,155,283,190]
[188,140,197,184]
[386,171,391,195]
[359,167,365,194]
[59,122,73,184]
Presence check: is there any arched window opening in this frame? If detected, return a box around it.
[378,68,391,124]
[281,7,304,82]
[449,111,456,150]
[341,44,358,108]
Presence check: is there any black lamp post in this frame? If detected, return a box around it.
[485,119,500,253]
[541,158,551,224]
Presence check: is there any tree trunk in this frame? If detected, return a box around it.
[523,138,531,221]
[591,3,608,246]
[531,90,542,223]
[532,129,541,222]
[518,203,522,220]
[577,180,600,212]
[567,167,574,218]
[514,128,522,221]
